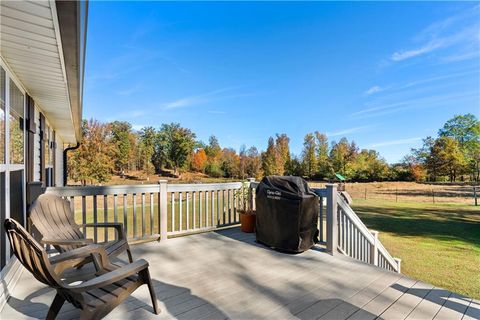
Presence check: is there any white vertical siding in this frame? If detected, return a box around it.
[55,134,64,187]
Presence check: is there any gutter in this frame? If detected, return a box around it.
[63,143,80,186]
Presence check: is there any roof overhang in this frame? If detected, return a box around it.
[0,0,87,143]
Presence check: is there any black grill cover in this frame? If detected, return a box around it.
[255,176,319,253]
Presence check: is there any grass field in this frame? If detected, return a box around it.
[351,199,480,299]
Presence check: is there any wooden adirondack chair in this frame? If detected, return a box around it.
[29,194,133,264]
[4,218,160,319]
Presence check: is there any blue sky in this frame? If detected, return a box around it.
[84,2,480,163]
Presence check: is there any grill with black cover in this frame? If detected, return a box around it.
[255,176,319,253]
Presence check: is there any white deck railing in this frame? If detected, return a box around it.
[45,181,400,273]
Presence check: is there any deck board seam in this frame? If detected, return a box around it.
[431,291,453,320]
[403,286,436,320]
[375,280,419,319]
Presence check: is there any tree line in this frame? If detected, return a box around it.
[68,114,480,185]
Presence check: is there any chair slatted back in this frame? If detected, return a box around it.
[29,194,84,252]
[4,218,62,288]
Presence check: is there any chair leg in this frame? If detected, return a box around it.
[46,293,65,320]
[144,269,160,314]
[127,248,134,263]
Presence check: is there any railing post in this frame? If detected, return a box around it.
[326,184,338,255]
[394,257,402,273]
[247,178,255,211]
[159,180,168,241]
[370,230,379,266]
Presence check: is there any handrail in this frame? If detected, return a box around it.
[46,181,249,243]
[336,194,400,273]
[45,181,400,273]
[337,196,375,244]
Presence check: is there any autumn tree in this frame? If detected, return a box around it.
[352,149,389,181]
[315,132,332,179]
[158,123,196,175]
[110,121,132,174]
[191,148,208,172]
[431,137,466,182]
[275,134,291,175]
[138,126,157,175]
[301,133,317,178]
[438,113,480,181]
[262,137,280,176]
[330,138,358,177]
[245,146,262,179]
[221,148,240,178]
[68,119,114,185]
[204,136,223,177]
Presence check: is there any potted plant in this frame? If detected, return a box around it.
[237,180,256,233]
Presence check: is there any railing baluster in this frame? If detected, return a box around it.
[217,190,220,226]
[133,193,137,238]
[205,191,209,227]
[171,192,175,232]
[150,193,154,235]
[186,192,190,230]
[179,192,183,231]
[222,190,226,225]
[104,195,108,242]
[199,191,203,228]
[141,193,146,237]
[113,194,118,240]
[193,192,196,229]
[93,195,98,243]
[210,191,214,227]
[82,196,86,235]
[123,194,128,238]
[227,189,231,224]
[233,188,237,223]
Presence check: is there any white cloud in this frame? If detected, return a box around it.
[326,126,370,137]
[161,85,263,110]
[365,86,383,95]
[367,137,422,148]
[352,90,478,118]
[390,7,480,62]
[391,40,444,61]
[162,86,241,109]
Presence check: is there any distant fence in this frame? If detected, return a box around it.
[310,182,479,205]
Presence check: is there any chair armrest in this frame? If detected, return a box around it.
[81,223,127,240]
[67,259,149,293]
[42,238,94,246]
[49,244,107,265]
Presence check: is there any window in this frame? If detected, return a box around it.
[9,79,24,164]
[0,68,5,164]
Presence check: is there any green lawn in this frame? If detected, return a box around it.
[351,199,480,299]
[74,193,241,242]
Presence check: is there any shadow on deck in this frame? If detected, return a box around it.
[1,227,477,320]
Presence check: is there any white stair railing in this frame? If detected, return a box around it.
[324,184,401,273]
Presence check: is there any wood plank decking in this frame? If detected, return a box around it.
[1,228,477,320]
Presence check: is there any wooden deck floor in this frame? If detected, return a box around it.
[1,227,478,320]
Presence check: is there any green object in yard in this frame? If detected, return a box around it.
[335,173,346,181]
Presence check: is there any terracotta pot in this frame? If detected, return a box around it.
[239,211,256,233]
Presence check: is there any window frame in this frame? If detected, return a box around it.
[0,59,27,270]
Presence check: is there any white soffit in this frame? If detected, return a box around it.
[0,0,76,143]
